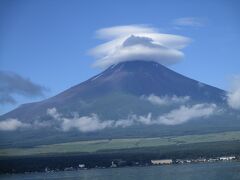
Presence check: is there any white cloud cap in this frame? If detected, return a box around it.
[90,25,191,68]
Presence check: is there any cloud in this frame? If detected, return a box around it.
[0,95,16,105]
[156,103,217,125]
[47,108,61,120]
[136,103,217,125]
[46,103,217,132]
[47,108,114,132]
[96,25,158,39]
[47,108,137,132]
[61,115,114,132]
[0,103,217,132]
[138,113,153,125]
[90,25,191,68]
[173,17,204,27]
[0,118,29,131]
[142,94,190,106]
[114,116,135,128]
[0,71,47,105]
[227,76,240,110]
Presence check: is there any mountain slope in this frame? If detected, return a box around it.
[1,61,226,121]
[1,60,239,147]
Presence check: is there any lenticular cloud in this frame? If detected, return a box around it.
[90,25,191,68]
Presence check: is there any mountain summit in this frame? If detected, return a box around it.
[0,61,239,147]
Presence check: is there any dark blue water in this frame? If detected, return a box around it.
[1,162,240,180]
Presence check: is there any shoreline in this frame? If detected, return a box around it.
[0,155,239,175]
[1,160,239,177]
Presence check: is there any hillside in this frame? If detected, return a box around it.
[0,61,239,147]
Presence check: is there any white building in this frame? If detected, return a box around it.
[79,164,85,168]
[220,156,235,161]
[151,159,173,165]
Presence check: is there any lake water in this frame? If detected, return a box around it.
[1,162,240,180]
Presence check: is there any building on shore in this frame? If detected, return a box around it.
[219,156,236,161]
[151,159,173,165]
[78,164,85,168]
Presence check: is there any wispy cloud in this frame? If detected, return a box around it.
[173,17,204,27]
[156,103,217,125]
[142,94,190,106]
[0,118,30,131]
[136,103,217,125]
[46,104,217,132]
[0,71,47,105]
[90,25,191,68]
[114,117,135,128]
[47,108,114,132]
[227,76,240,110]
[0,103,218,132]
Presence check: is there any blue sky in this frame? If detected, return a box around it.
[0,0,240,114]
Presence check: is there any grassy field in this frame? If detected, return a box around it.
[1,131,240,157]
